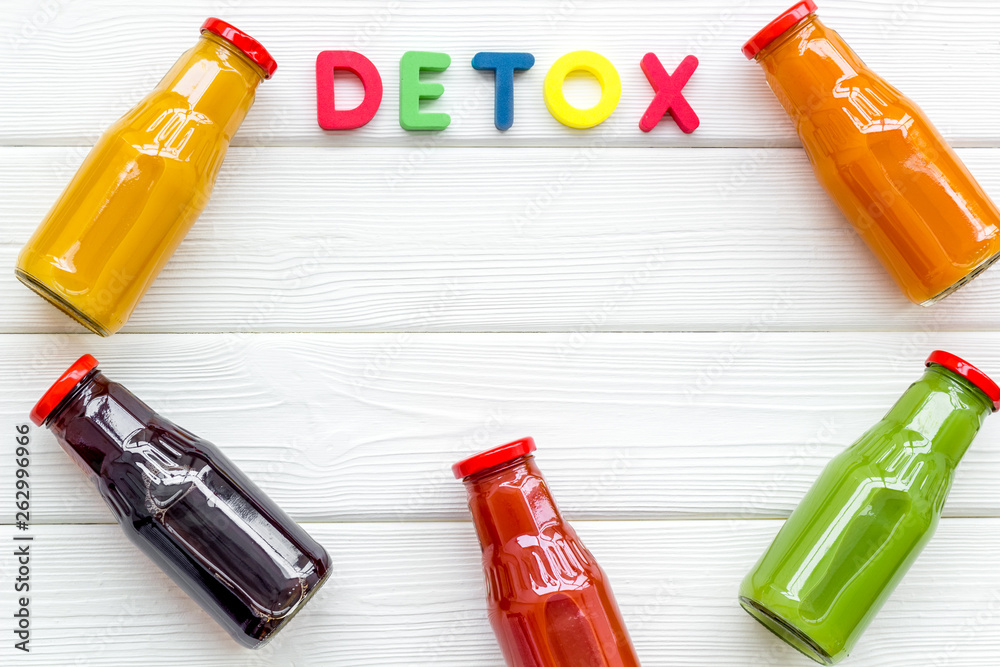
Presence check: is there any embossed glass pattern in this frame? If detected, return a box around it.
[16,26,269,335]
[739,360,995,664]
[750,10,1000,305]
[39,363,331,648]
[458,442,640,667]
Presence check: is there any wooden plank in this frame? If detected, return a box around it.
[5,2,1000,666]
[1,519,998,666]
[1,0,1000,147]
[6,146,1000,333]
[3,332,1000,524]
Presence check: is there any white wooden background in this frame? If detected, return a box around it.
[3,1,1000,665]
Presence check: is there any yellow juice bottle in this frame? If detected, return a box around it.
[16,18,276,335]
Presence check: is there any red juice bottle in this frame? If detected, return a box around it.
[453,437,640,666]
[31,355,331,648]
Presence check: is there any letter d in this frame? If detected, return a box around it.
[316,51,384,130]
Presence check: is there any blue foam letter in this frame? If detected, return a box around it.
[472,52,535,131]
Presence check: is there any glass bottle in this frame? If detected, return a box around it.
[16,18,276,335]
[739,351,999,664]
[454,437,641,666]
[744,1,1000,305]
[31,355,330,648]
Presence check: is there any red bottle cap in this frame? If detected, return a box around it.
[30,354,99,426]
[742,1,818,60]
[926,350,1000,412]
[452,437,537,479]
[201,17,277,79]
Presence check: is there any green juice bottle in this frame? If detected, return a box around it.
[739,351,1000,665]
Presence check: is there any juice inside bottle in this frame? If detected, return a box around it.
[33,355,331,648]
[745,2,1000,305]
[739,352,999,664]
[455,438,640,667]
[16,19,274,335]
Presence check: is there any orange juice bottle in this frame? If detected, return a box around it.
[16,18,276,335]
[744,1,1000,305]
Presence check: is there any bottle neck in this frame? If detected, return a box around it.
[885,365,993,465]
[754,15,867,119]
[45,371,154,476]
[150,33,264,138]
[463,455,564,549]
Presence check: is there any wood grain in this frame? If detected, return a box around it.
[2,519,999,666]
[3,332,999,524]
[6,146,1000,334]
[1,0,999,147]
[4,2,1000,665]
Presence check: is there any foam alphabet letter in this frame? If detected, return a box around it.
[316,51,384,130]
[399,51,452,131]
[471,52,535,131]
[639,53,700,134]
[543,51,621,129]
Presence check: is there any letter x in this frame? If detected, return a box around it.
[639,53,700,134]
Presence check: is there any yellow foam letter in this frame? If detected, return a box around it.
[543,51,621,129]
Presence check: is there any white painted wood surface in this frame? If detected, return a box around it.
[2,0,1000,147]
[3,332,1000,525]
[6,146,1000,333]
[5,520,1000,667]
[2,1,1000,665]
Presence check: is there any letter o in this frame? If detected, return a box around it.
[543,51,621,129]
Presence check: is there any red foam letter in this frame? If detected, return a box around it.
[639,54,700,134]
[317,51,383,130]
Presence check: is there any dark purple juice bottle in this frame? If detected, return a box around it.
[31,355,331,648]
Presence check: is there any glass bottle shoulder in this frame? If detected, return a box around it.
[763,20,926,144]
[105,41,257,167]
[472,467,605,600]
[826,419,957,519]
[96,417,213,519]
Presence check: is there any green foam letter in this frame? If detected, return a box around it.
[399,51,452,131]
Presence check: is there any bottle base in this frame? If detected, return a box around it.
[15,268,111,336]
[250,563,334,650]
[920,248,1000,307]
[739,596,836,665]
